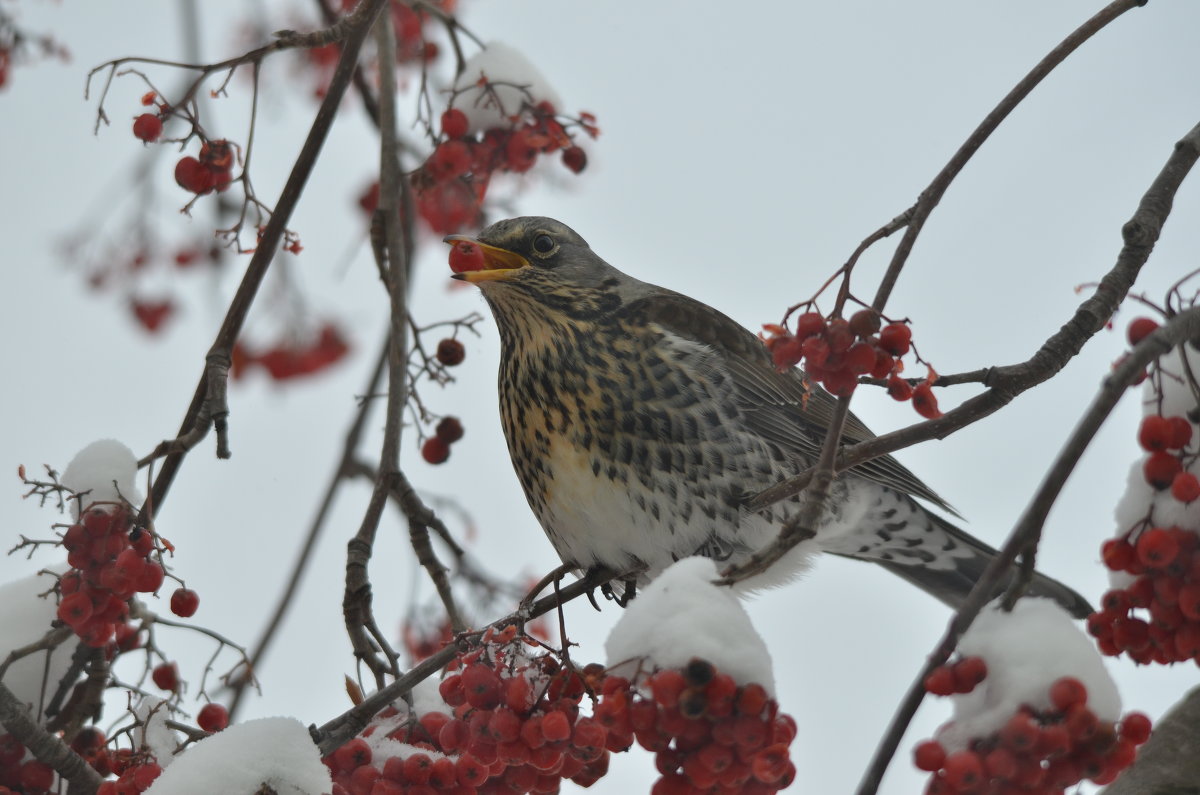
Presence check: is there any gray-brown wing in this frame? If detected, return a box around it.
[633,290,957,515]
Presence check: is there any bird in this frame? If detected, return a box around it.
[444,216,1092,618]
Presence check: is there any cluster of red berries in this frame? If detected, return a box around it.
[595,659,796,795]
[422,417,464,465]
[915,675,1150,793]
[1090,525,1200,665]
[174,139,236,196]
[0,728,167,795]
[410,101,597,235]
[1136,413,1196,494]
[325,625,609,794]
[761,309,941,417]
[56,504,167,648]
[230,323,350,382]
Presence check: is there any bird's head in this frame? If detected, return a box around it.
[445,217,641,326]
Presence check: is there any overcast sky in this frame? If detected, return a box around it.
[3,1,1200,792]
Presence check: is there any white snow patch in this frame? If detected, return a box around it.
[1111,346,1200,587]
[135,697,179,769]
[0,566,75,714]
[144,717,330,795]
[450,42,563,134]
[937,598,1121,752]
[61,439,143,515]
[605,557,775,694]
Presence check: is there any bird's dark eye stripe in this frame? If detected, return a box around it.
[532,234,555,253]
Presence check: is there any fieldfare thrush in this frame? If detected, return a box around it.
[445,217,1091,617]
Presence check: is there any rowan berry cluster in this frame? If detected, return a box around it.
[594,659,796,795]
[1089,523,1200,665]
[230,323,351,382]
[325,625,610,794]
[915,675,1150,793]
[761,309,941,417]
[411,102,597,235]
[56,503,167,649]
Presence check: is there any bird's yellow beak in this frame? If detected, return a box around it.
[443,235,529,282]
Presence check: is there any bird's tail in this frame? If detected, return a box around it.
[831,503,1094,619]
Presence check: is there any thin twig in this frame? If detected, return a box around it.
[140,0,391,522]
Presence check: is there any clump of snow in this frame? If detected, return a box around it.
[144,717,330,795]
[61,439,142,515]
[937,598,1121,752]
[135,697,178,769]
[1111,346,1200,586]
[0,566,75,713]
[605,557,775,694]
[451,41,563,135]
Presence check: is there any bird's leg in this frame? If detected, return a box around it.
[614,576,638,607]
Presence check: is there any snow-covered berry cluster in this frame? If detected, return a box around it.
[1091,323,1200,667]
[56,503,165,649]
[915,600,1152,794]
[594,658,796,795]
[410,101,597,235]
[916,674,1150,793]
[0,726,167,795]
[761,309,941,417]
[325,625,610,795]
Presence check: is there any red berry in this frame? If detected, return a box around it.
[843,342,877,375]
[436,338,465,366]
[132,113,163,143]
[886,373,913,401]
[1126,316,1159,346]
[999,712,1039,751]
[1139,415,1173,452]
[912,381,942,419]
[197,703,229,732]
[848,309,881,338]
[1137,527,1180,568]
[1120,712,1152,745]
[1171,472,1200,503]
[923,665,955,696]
[421,436,450,465]
[19,760,54,791]
[429,140,472,179]
[983,747,1018,780]
[912,739,945,772]
[1178,582,1200,621]
[440,108,469,139]
[941,750,984,791]
[541,710,571,742]
[562,146,587,174]
[770,334,803,370]
[951,656,988,693]
[333,737,371,772]
[1167,416,1194,450]
[170,587,200,617]
[1144,451,1183,490]
[878,323,912,356]
[649,669,687,709]
[794,312,826,339]
[57,592,93,628]
[1049,676,1088,711]
[1101,538,1136,571]
[152,662,179,691]
[174,156,215,194]
[448,241,485,273]
[435,416,464,444]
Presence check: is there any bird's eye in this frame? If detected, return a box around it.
[532,234,556,255]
